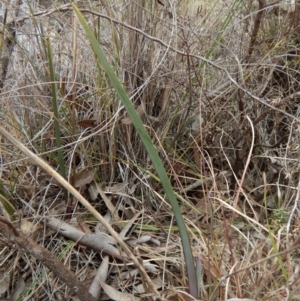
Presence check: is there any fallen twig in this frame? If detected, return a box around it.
[0,218,97,301]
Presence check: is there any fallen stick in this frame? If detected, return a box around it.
[0,218,97,301]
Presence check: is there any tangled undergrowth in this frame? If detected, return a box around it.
[1,1,300,301]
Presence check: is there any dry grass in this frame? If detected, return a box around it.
[1,0,300,300]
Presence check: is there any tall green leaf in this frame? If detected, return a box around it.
[72,4,198,298]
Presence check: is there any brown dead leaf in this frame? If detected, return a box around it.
[98,278,140,301]
[88,182,120,223]
[133,275,163,294]
[198,254,222,279]
[105,183,124,193]
[11,276,25,301]
[166,292,195,301]
[0,271,10,295]
[77,217,92,234]
[72,168,94,188]
[78,119,97,128]
[20,220,42,235]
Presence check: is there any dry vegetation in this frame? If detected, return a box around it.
[1,0,300,300]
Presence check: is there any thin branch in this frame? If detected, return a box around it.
[0,219,97,301]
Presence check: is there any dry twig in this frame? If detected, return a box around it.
[0,218,97,301]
